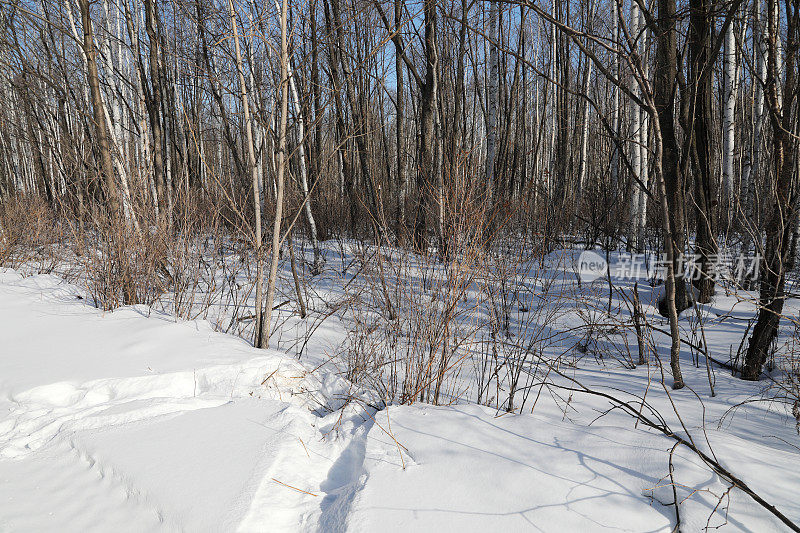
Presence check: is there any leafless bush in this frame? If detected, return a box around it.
[0,193,232,317]
[339,239,484,405]
[337,171,499,406]
[165,192,229,320]
[74,209,164,310]
[475,238,568,411]
[0,194,60,269]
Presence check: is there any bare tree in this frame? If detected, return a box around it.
[743,0,799,380]
[262,0,290,349]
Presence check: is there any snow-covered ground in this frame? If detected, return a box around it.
[1,264,799,532]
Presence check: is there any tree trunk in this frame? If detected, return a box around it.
[653,0,685,388]
[262,0,290,349]
[741,0,766,261]
[144,0,167,223]
[629,0,644,250]
[394,0,408,239]
[743,0,799,380]
[415,0,440,254]
[278,17,321,274]
[485,1,499,202]
[722,15,738,225]
[227,0,265,348]
[688,0,717,303]
[80,0,120,220]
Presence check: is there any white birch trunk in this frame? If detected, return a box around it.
[629,1,646,249]
[270,0,321,273]
[637,7,649,240]
[577,58,593,201]
[611,2,620,188]
[722,18,737,219]
[485,1,499,200]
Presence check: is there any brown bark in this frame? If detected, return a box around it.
[687,0,717,304]
[322,0,358,233]
[633,0,686,388]
[395,0,408,238]
[262,0,290,349]
[415,0,440,253]
[654,0,691,314]
[80,0,119,220]
[743,0,799,380]
[143,0,167,220]
[330,0,379,218]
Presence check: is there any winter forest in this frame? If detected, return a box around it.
[0,0,799,530]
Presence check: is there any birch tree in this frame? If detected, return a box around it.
[227,0,265,348]
[485,1,499,202]
[722,10,739,221]
[262,0,290,349]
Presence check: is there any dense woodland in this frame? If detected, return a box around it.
[0,0,798,394]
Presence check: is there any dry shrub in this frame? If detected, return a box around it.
[340,239,485,405]
[168,192,229,320]
[335,160,567,408]
[475,238,568,411]
[78,191,235,314]
[0,191,233,316]
[75,210,162,310]
[0,194,59,268]
[337,160,494,405]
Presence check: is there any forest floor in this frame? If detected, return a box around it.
[1,249,799,532]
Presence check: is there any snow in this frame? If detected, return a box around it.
[0,269,350,531]
[0,270,286,394]
[350,404,673,532]
[351,401,800,532]
[1,265,799,531]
